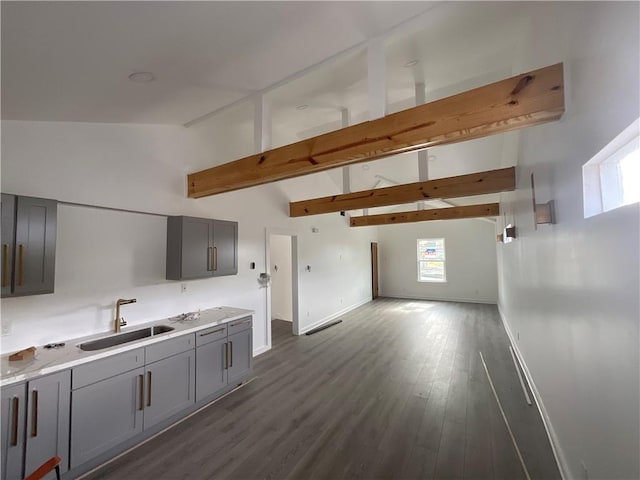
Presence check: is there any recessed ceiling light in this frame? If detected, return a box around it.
[404,60,419,68]
[296,104,309,110]
[128,72,156,83]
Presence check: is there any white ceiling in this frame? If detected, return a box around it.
[1,1,436,124]
[2,1,530,210]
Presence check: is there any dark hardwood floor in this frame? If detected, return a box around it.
[83,298,561,480]
[271,319,293,347]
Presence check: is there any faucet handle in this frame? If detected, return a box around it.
[119,317,127,327]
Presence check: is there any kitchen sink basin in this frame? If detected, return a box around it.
[78,325,175,351]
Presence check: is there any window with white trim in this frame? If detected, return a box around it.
[417,238,446,282]
[583,118,639,218]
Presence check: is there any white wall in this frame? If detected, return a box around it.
[377,218,498,304]
[0,119,377,354]
[269,234,292,322]
[497,3,639,479]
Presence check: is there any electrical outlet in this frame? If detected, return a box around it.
[181,283,188,293]
[1,321,12,336]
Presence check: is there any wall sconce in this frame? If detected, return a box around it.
[531,173,556,228]
[502,224,516,244]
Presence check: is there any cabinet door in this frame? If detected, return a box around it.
[227,329,252,386]
[180,217,214,279]
[212,220,237,276]
[143,350,195,430]
[195,338,227,402]
[1,383,26,480]
[13,196,57,296]
[1,194,16,298]
[24,371,71,479]
[70,368,144,469]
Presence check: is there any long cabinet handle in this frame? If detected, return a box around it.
[223,342,228,369]
[199,328,225,337]
[207,247,213,272]
[138,375,144,411]
[11,397,19,446]
[230,318,251,328]
[2,244,9,288]
[31,390,39,437]
[229,341,233,368]
[17,244,24,286]
[213,247,218,271]
[147,371,152,407]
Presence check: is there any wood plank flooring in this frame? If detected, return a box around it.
[84,298,561,480]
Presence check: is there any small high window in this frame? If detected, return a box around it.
[583,118,639,218]
[417,238,446,282]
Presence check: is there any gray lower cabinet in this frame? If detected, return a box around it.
[143,349,195,430]
[196,317,253,401]
[1,370,70,480]
[227,328,253,385]
[166,216,238,280]
[1,383,26,480]
[70,337,196,469]
[70,367,144,468]
[1,194,57,298]
[196,337,227,401]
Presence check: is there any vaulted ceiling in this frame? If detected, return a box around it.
[2,1,538,215]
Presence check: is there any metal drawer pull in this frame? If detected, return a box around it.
[2,244,8,288]
[229,341,233,368]
[17,244,24,286]
[207,246,213,271]
[138,375,144,411]
[213,246,218,271]
[199,328,225,337]
[11,397,19,446]
[147,371,152,407]
[31,390,39,437]
[223,342,228,369]
[230,319,251,327]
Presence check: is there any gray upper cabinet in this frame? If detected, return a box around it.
[1,383,26,480]
[24,371,71,479]
[1,194,57,298]
[166,216,237,280]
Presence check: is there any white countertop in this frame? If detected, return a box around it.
[1,306,254,387]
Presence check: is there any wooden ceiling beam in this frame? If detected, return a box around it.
[187,63,563,198]
[289,167,514,217]
[349,203,500,227]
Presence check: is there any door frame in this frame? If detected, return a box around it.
[265,228,299,350]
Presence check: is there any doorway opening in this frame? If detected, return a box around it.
[267,232,299,349]
[371,242,379,300]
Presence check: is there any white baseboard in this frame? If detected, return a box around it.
[252,344,270,357]
[382,293,497,305]
[497,305,569,480]
[298,297,371,335]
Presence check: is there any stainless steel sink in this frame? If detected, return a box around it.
[78,325,175,351]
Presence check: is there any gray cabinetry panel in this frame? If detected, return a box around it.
[143,350,195,429]
[212,220,237,276]
[227,329,252,386]
[24,371,71,478]
[166,216,238,280]
[145,334,194,364]
[195,324,227,347]
[195,338,227,401]
[72,348,144,389]
[1,195,57,298]
[1,383,26,480]
[1,194,16,298]
[70,367,144,468]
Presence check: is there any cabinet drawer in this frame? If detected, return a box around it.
[227,316,252,336]
[145,334,194,364]
[195,324,227,347]
[73,348,144,390]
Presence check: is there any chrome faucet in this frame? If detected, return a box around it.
[115,298,137,333]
